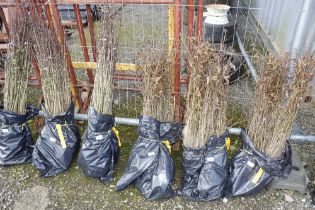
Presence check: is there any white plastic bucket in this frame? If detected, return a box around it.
[204,4,230,25]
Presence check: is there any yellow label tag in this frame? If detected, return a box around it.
[56,124,67,149]
[252,168,264,184]
[112,127,122,147]
[225,137,231,151]
[162,140,172,154]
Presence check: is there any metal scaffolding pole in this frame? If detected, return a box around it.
[38,111,315,142]
[236,32,258,81]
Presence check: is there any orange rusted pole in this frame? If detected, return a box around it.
[86,4,97,62]
[196,0,203,45]
[48,0,82,109]
[0,7,9,33]
[33,0,44,16]
[44,1,55,31]
[31,58,42,85]
[187,0,194,51]
[187,0,194,85]
[73,4,94,83]
[57,0,173,4]
[174,0,181,122]
[73,4,94,112]
[1,0,174,6]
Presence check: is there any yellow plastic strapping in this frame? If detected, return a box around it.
[112,127,122,147]
[56,124,67,149]
[252,168,264,184]
[162,140,172,154]
[225,137,231,151]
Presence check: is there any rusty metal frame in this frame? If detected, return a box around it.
[33,0,44,15]
[186,0,194,86]
[55,0,173,4]
[73,3,94,112]
[0,6,9,33]
[0,0,174,6]
[187,0,194,51]
[47,0,82,109]
[196,0,203,44]
[86,4,97,62]
[73,4,94,82]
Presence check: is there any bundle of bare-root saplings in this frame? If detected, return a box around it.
[115,49,182,200]
[178,44,231,201]
[77,6,121,183]
[225,54,314,197]
[0,10,38,166]
[31,15,80,177]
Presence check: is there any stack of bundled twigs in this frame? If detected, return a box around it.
[31,15,71,115]
[178,43,232,201]
[183,43,230,148]
[3,12,32,114]
[248,54,314,158]
[90,6,118,115]
[115,47,182,200]
[142,50,174,122]
[78,6,121,183]
[31,12,80,177]
[224,54,314,197]
[0,8,38,166]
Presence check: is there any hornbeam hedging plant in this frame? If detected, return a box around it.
[141,48,174,122]
[248,54,314,158]
[91,5,119,115]
[183,43,231,148]
[31,13,71,116]
[4,12,32,114]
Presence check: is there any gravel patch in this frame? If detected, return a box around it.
[13,186,49,210]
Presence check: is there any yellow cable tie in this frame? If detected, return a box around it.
[162,140,172,154]
[112,127,122,147]
[252,168,264,184]
[56,124,67,149]
[225,137,231,151]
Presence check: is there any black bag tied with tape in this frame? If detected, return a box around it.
[224,129,292,197]
[78,106,120,183]
[32,103,80,177]
[115,115,182,200]
[0,105,38,166]
[178,132,229,201]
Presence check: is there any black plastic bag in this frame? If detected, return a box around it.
[178,133,229,201]
[32,103,80,177]
[0,105,38,166]
[115,115,182,200]
[77,106,120,182]
[224,129,292,197]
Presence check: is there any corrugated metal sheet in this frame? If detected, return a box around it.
[238,0,315,53]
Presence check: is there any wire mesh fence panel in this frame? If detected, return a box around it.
[0,0,314,137]
[1,2,173,119]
